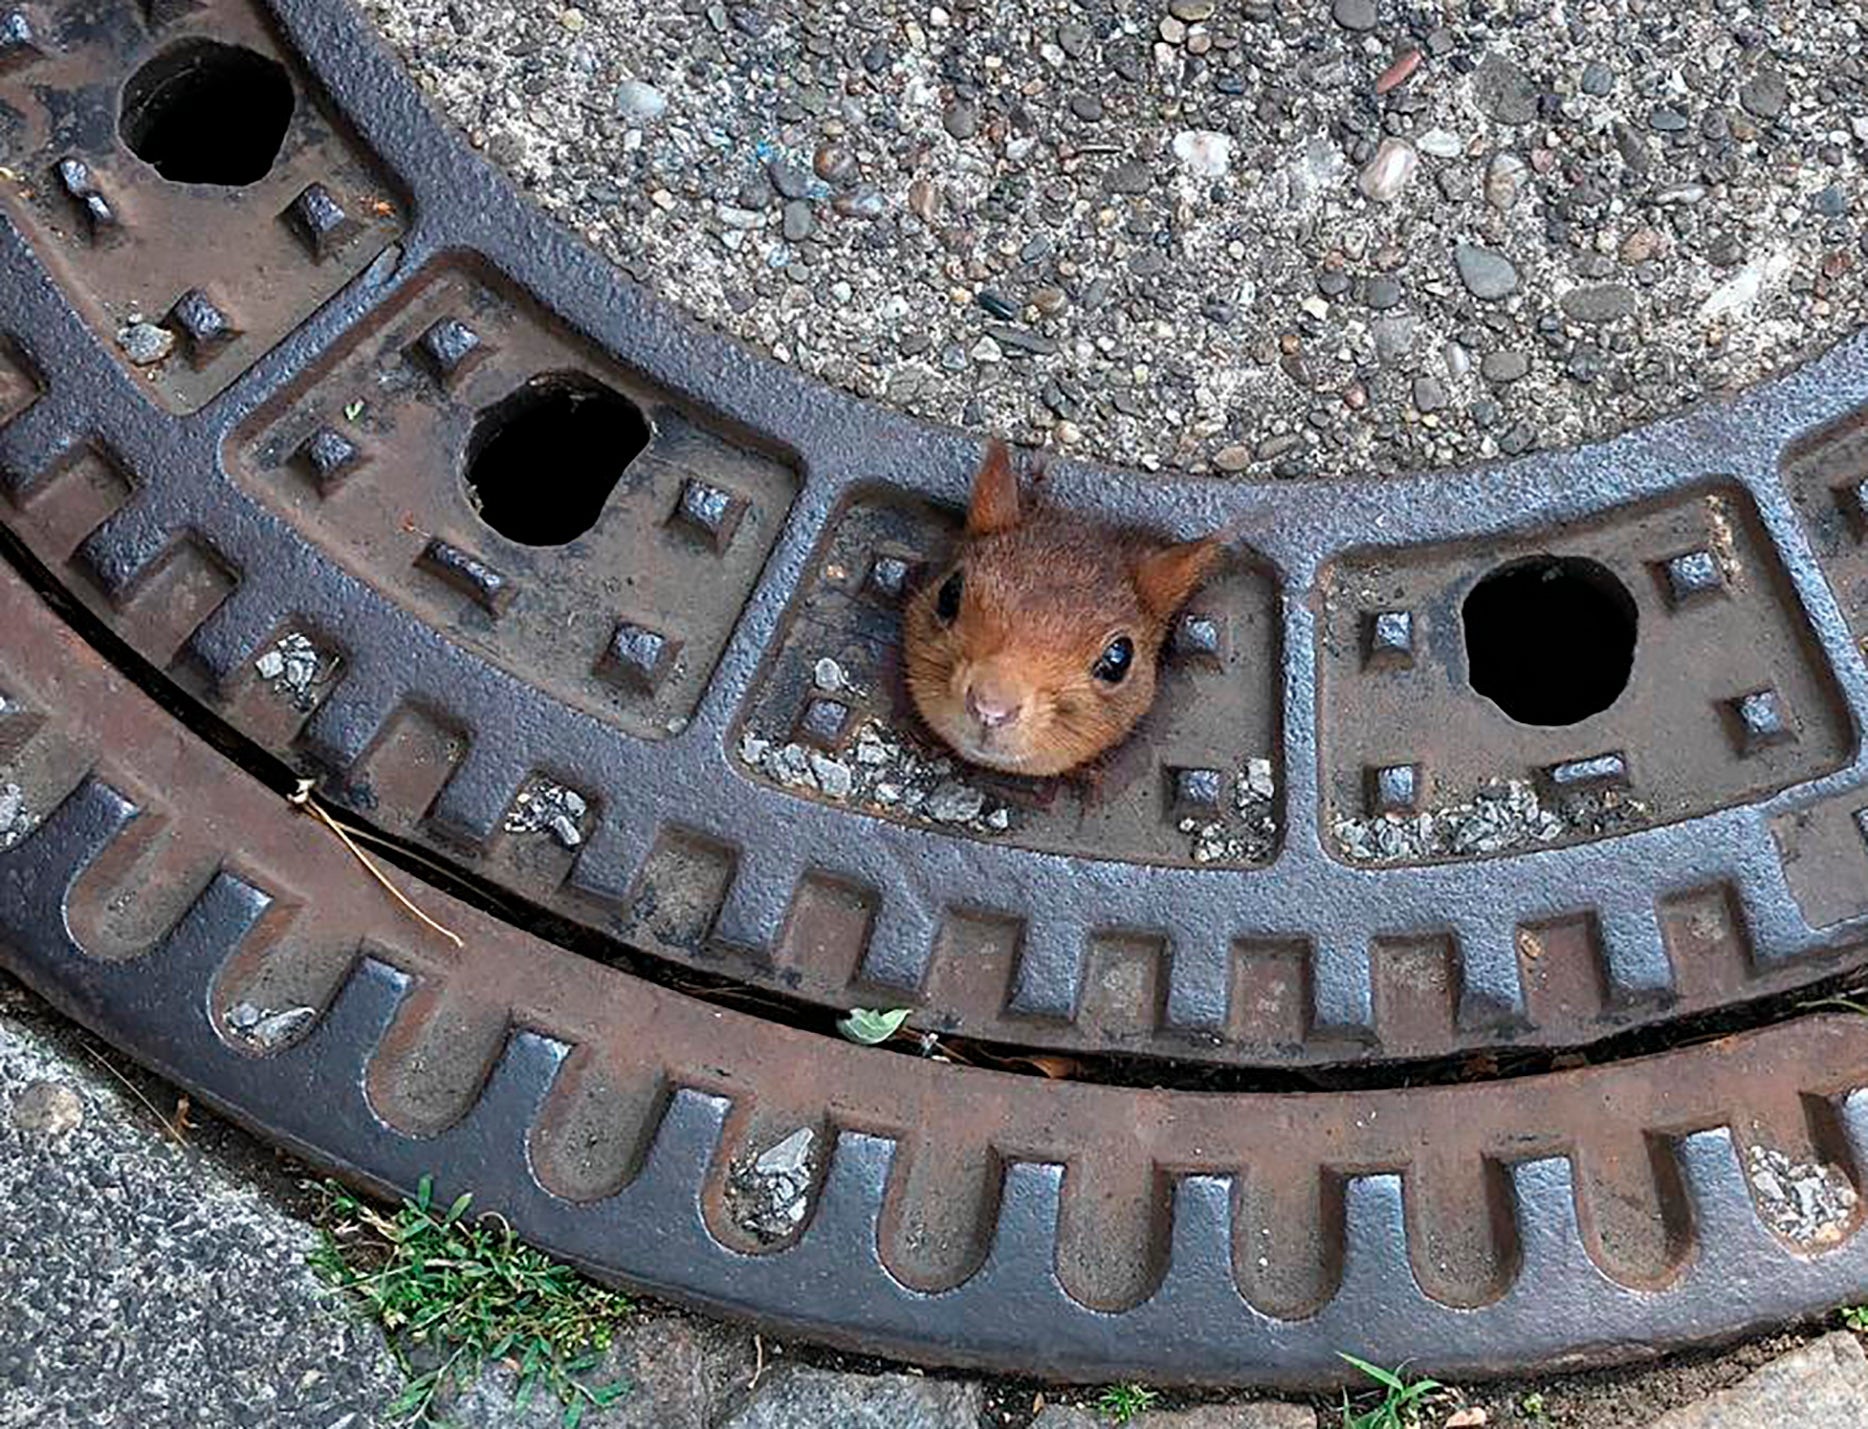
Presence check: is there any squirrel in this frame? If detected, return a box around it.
[902,439,1224,778]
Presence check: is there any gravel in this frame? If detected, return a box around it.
[1332,776,1649,864]
[505,781,591,849]
[360,0,1868,479]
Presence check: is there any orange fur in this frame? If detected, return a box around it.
[903,442,1226,777]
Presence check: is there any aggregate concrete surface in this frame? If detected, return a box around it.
[362,0,1868,478]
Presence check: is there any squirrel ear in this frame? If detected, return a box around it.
[966,439,1022,536]
[1134,536,1223,620]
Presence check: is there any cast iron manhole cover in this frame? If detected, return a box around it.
[6,0,1868,1387]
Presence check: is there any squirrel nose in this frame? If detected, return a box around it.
[965,684,1023,730]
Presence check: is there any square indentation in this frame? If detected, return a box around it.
[164,288,239,367]
[1366,763,1420,814]
[1544,751,1628,793]
[282,182,362,262]
[671,476,748,552]
[598,620,678,693]
[1169,610,1223,665]
[864,553,918,602]
[1364,609,1414,669]
[1167,765,1226,815]
[0,10,43,69]
[1727,687,1795,754]
[414,537,512,614]
[1657,548,1724,607]
[795,696,855,749]
[411,317,484,384]
[293,427,362,494]
[0,342,40,428]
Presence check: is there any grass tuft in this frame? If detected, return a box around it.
[1337,1353,1442,1429]
[310,1175,633,1427]
[1094,1381,1160,1423]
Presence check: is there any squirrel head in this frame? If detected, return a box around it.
[903,441,1222,777]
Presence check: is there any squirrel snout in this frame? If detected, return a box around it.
[964,682,1023,730]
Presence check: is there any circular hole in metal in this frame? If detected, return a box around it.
[1462,555,1637,726]
[465,374,649,547]
[119,39,295,186]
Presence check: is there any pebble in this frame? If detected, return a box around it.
[1560,284,1637,324]
[1619,228,1664,265]
[1365,276,1403,310]
[1172,129,1232,178]
[812,143,857,184]
[1740,68,1789,121]
[116,322,174,365]
[614,78,667,121]
[1330,0,1377,31]
[1107,158,1152,194]
[9,1080,83,1136]
[1412,376,1447,411]
[943,100,979,140]
[1357,137,1417,201]
[1481,350,1529,383]
[1484,152,1528,210]
[925,781,985,823]
[1472,52,1538,124]
[832,186,886,220]
[1213,444,1252,472]
[1580,60,1615,96]
[781,199,814,242]
[1455,243,1519,299]
[1416,128,1463,159]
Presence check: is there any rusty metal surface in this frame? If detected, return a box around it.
[5,0,1868,1383]
[6,556,1868,1386]
[0,0,1864,1075]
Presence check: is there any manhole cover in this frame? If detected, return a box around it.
[4,0,1868,1387]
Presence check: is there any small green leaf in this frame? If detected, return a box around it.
[562,1398,585,1429]
[837,1006,912,1045]
[446,1191,474,1224]
[415,1174,434,1211]
[1337,1352,1403,1391]
[344,398,365,422]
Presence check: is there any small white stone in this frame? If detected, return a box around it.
[756,1126,815,1178]
[1172,128,1232,178]
[812,657,845,693]
[254,650,286,680]
[615,78,667,122]
[1415,127,1463,158]
[809,754,854,799]
[1357,137,1418,200]
[1245,757,1276,800]
[925,781,985,823]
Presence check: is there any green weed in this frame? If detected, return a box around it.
[1337,1353,1443,1429]
[1094,1381,1161,1423]
[310,1176,632,1426]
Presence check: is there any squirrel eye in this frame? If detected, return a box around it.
[935,569,964,625]
[1092,636,1134,685]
